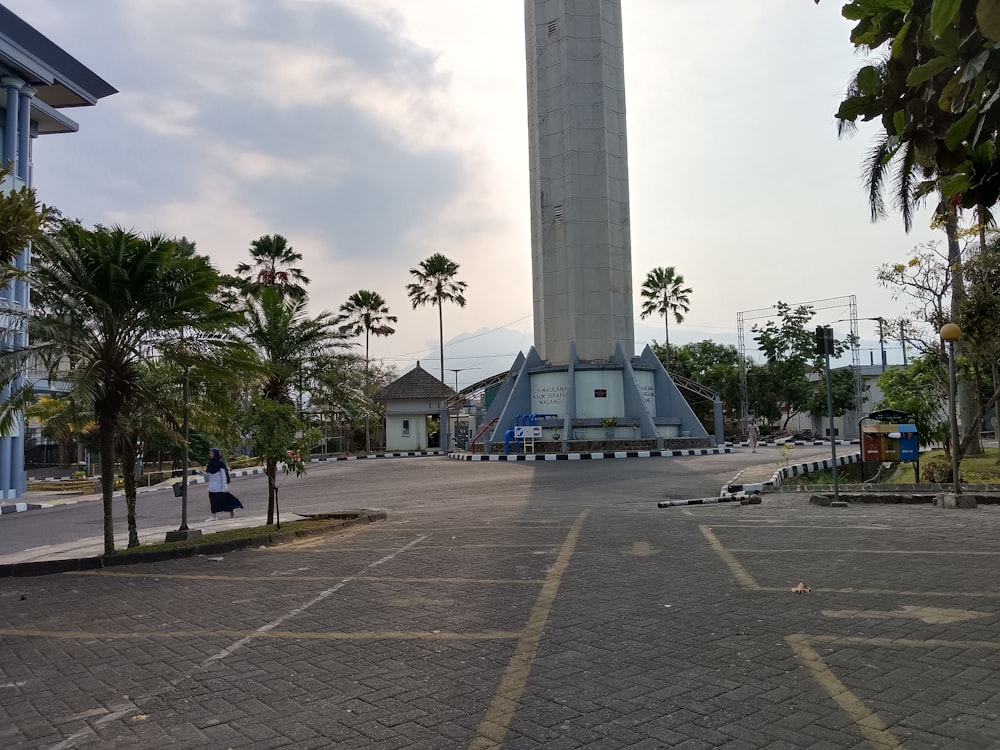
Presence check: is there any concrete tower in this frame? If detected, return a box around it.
[471,1,713,454]
[525,0,635,365]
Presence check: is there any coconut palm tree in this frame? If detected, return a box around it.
[406,253,467,382]
[235,234,310,299]
[11,223,239,555]
[338,290,397,451]
[639,266,692,372]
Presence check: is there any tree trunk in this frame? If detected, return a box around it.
[663,316,671,372]
[121,434,139,548]
[98,413,117,556]
[946,203,984,456]
[364,329,371,452]
[438,300,445,383]
[266,456,278,525]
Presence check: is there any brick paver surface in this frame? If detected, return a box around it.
[2,456,999,748]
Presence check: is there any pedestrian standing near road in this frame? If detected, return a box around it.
[204,447,243,521]
[748,421,760,453]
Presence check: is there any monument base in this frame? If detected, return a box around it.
[480,341,712,454]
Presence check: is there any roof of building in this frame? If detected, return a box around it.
[374,362,456,402]
[0,4,117,134]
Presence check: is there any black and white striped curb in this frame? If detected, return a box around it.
[450,447,733,462]
[311,451,444,463]
[724,453,862,495]
[0,502,43,514]
[725,439,860,449]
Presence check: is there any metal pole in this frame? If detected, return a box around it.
[878,317,886,372]
[179,372,190,530]
[825,348,839,501]
[948,339,960,495]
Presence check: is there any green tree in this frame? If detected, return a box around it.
[235,234,310,299]
[5,224,236,555]
[406,253,467,383]
[876,354,948,447]
[242,286,347,404]
[824,0,1000,213]
[639,266,692,372]
[241,394,320,526]
[654,340,742,432]
[0,164,54,271]
[752,302,854,431]
[241,286,348,517]
[24,395,92,468]
[339,290,397,451]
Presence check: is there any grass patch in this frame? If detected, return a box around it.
[781,448,1000,485]
[108,518,339,556]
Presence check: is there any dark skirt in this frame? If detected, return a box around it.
[208,491,244,513]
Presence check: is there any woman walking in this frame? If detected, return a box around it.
[204,447,244,521]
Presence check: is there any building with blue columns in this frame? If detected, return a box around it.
[0,5,116,497]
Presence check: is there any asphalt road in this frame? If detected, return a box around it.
[0,449,832,560]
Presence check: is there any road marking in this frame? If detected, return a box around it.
[469,510,589,750]
[822,606,990,625]
[786,634,902,749]
[700,525,761,590]
[23,545,51,552]
[204,534,426,664]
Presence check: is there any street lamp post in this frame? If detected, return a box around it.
[940,323,965,503]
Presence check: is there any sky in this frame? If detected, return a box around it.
[8,0,948,389]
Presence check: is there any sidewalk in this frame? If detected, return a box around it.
[0,508,272,565]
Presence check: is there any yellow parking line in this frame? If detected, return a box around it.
[469,510,589,750]
[786,634,902,749]
[700,525,761,590]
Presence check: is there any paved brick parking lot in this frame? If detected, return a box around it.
[2,456,999,748]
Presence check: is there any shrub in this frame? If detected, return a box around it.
[921,457,954,483]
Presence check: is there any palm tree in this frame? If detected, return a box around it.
[639,266,692,372]
[338,290,397,451]
[406,253,467,382]
[13,223,238,555]
[241,286,350,522]
[235,234,310,299]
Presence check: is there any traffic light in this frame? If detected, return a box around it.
[815,326,835,356]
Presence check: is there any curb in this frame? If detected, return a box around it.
[0,502,43,514]
[725,453,861,495]
[0,510,387,578]
[450,448,733,461]
[312,451,444,462]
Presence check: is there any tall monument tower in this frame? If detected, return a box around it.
[525,0,635,365]
[472,1,712,454]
